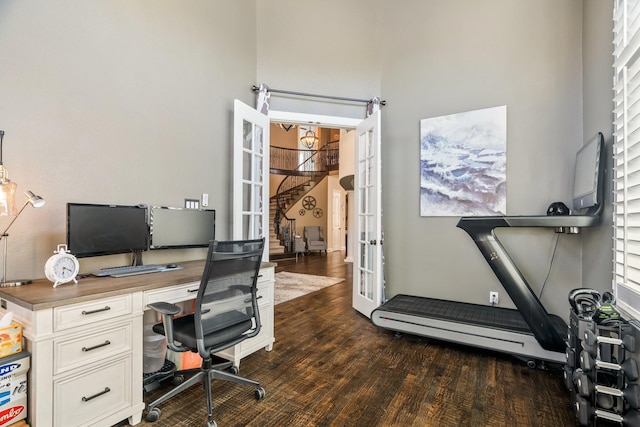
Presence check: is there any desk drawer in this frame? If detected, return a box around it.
[54,356,132,427]
[256,285,271,308]
[54,294,132,332]
[257,267,274,288]
[54,321,133,375]
[144,281,200,307]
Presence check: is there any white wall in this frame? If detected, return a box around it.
[582,0,614,292]
[379,0,591,317]
[256,0,382,119]
[259,0,610,318]
[0,1,615,322]
[0,0,257,275]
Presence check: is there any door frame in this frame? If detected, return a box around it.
[268,110,361,257]
[332,188,342,252]
[268,111,362,129]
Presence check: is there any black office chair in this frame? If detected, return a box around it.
[145,238,266,427]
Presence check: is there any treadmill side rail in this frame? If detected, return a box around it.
[372,305,567,364]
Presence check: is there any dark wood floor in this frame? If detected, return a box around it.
[118,251,580,426]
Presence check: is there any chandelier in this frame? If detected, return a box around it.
[300,129,319,149]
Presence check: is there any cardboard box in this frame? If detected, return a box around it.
[0,352,30,380]
[0,352,29,427]
[0,325,21,359]
[0,396,26,426]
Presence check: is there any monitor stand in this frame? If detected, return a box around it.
[132,250,144,266]
[372,212,600,366]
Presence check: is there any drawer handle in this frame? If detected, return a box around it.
[187,288,199,293]
[82,340,111,352]
[82,387,111,402]
[82,306,111,315]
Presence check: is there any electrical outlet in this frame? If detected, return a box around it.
[490,291,499,305]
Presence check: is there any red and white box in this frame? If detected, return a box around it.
[0,352,30,426]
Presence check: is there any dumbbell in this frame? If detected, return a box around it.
[566,346,577,368]
[568,288,601,316]
[563,365,575,391]
[575,372,640,409]
[584,329,636,352]
[580,350,639,381]
[575,396,640,427]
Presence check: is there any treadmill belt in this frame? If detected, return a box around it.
[377,294,532,334]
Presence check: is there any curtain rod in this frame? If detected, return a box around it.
[251,85,385,106]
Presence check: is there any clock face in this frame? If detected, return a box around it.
[53,257,78,281]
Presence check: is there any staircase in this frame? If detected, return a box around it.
[269,199,285,256]
[268,142,339,258]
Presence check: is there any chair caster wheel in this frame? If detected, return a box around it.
[171,375,184,385]
[207,421,217,427]
[255,386,266,400]
[146,407,161,422]
[228,366,239,375]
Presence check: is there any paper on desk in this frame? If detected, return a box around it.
[0,312,13,327]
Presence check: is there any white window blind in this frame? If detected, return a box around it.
[613,0,640,320]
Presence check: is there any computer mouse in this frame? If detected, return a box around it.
[166,263,178,269]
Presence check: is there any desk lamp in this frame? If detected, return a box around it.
[0,130,46,286]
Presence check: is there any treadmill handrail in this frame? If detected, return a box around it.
[459,213,600,229]
[455,213,599,352]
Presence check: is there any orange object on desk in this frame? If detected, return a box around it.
[0,323,22,358]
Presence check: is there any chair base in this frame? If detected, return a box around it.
[145,357,264,425]
[143,359,177,393]
[306,249,327,255]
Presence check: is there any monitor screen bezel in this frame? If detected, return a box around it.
[148,205,216,250]
[572,132,604,213]
[66,203,149,258]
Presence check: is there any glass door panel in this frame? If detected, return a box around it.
[353,111,382,317]
[233,100,270,262]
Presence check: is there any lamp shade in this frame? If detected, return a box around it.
[0,166,17,216]
[25,191,45,208]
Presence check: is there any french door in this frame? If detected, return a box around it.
[352,110,384,318]
[232,103,384,311]
[232,99,270,262]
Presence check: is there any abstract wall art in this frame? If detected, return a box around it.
[420,105,507,216]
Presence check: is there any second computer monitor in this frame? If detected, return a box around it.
[572,132,604,213]
[149,206,216,250]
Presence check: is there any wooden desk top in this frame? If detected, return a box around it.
[0,261,276,311]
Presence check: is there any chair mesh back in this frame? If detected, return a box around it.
[195,239,264,345]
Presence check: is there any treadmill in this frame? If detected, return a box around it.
[372,133,605,365]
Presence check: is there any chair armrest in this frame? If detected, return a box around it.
[147,302,187,353]
[147,301,181,315]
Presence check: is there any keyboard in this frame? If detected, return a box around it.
[91,264,163,278]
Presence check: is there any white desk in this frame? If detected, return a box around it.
[0,260,275,427]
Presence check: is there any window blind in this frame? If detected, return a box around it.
[613,0,640,320]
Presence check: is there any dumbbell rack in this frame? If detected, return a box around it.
[565,312,640,426]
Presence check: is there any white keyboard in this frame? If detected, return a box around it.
[91,264,163,277]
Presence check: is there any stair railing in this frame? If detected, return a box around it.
[270,142,339,252]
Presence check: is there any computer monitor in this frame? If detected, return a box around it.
[148,206,216,250]
[67,203,149,258]
[572,132,605,213]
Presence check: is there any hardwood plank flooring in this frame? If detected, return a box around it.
[118,251,580,426]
